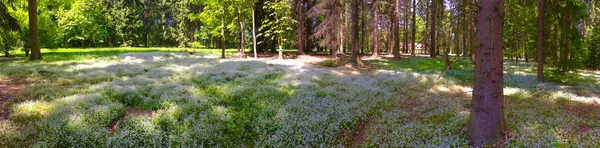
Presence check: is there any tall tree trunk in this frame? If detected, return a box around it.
[423,0,430,54]
[3,44,9,57]
[372,0,379,57]
[239,15,246,57]
[462,0,468,58]
[339,10,344,54]
[411,0,416,56]
[296,0,306,55]
[392,0,400,58]
[350,0,360,64]
[360,0,365,56]
[403,0,408,53]
[28,0,41,60]
[221,1,226,59]
[536,0,543,81]
[429,0,436,58]
[253,7,258,59]
[469,0,507,147]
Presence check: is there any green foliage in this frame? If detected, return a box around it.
[259,0,295,48]
[323,60,339,67]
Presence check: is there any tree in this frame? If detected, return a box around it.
[537,0,544,82]
[371,0,380,57]
[0,2,20,57]
[311,0,343,57]
[293,0,306,55]
[429,0,436,58]
[221,0,226,58]
[28,0,41,60]
[392,0,400,58]
[411,0,416,56]
[350,0,359,64]
[469,0,507,147]
[260,0,295,59]
[252,6,258,59]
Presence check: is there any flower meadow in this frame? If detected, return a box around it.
[1,51,599,147]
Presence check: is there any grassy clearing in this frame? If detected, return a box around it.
[1,48,599,147]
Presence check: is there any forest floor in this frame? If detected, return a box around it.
[0,48,599,147]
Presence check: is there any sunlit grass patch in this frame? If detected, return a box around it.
[365,58,474,83]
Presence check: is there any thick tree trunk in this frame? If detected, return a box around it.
[392,0,400,58]
[469,0,507,147]
[536,0,544,81]
[28,0,41,60]
[296,0,306,55]
[350,0,360,64]
[429,0,436,58]
[372,1,379,58]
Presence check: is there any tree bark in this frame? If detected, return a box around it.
[350,0,360,64]
[392,0,400,58]
[372,0,379,57]
[296,0,306,55]
[403,0,408,54]
[469,0,507,147]
[28,0,41,60]
[239,14,246,57]
[221,1,226,59]
[537,0,544,81]
[339,10,344,54]
[252,7,258,59]
[429,0,436,58]
[411,0,416,56]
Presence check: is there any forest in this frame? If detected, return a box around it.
[0,0,599,147]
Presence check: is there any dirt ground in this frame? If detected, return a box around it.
[0,79,32,120]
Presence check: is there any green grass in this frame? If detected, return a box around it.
[3,47,252,61]
[365,58,475,83]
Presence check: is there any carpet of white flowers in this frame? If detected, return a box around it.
[1,52,599,147]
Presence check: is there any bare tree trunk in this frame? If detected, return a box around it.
[469,0,507,147]
[424,0,430,54]
[411,0,416,56]
[469,0,475,61]
[372,0,379,57]
[296,0,306,55]
[429,0,436,58]
[360,1,365,55]
[339,10,344,54]
[221,0,226,59]
[28,0,41,60]
[537,0,544,81]
[403,0,408,54]
[278,38,283,59]
[392,0,400,58]
[350,0,360,64]
[239,15,246,57]
[253,8,258,59]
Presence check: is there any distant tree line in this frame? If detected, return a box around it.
[0,0,599,69]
